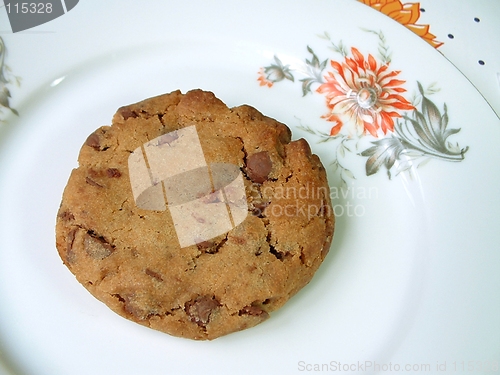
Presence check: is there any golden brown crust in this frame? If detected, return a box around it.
[56,89,334,340]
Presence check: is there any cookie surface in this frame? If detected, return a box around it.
[55,89,334,340]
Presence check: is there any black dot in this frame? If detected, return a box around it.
[420,8,426,12]
[478,60,485,65]
[474,17,480,22]
[448,34,454,39]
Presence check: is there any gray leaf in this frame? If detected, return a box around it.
[361,137,405,176]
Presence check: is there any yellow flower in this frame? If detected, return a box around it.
[359,0,443,48]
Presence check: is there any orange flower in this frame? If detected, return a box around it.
[359,0,443,48]
[328,115,344,136]
[317,47,414,137]
[257,68,273,88]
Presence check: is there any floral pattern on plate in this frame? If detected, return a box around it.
[0,37,20,124]
[358,0,443,48]
[257,29,467,183]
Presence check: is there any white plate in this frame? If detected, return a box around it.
[0,1,499,374]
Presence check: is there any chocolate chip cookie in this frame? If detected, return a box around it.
[55,89,334,340]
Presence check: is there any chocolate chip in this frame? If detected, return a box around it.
[84,233,114,260]
[66,228,77,264]
[201,193,222,204]
[192,213,206,224]
[85,132,101,149]
[246,151,272,184]
[238,305,269,318]
[113,292,161,320]
[114,293,144,319]
[157,132,179,146]
[231,236,246,245]
[106,168,121,178]
[196,240,214,251]
[123,298,143,318]
[145,268,163,282]
[185,295,220,327]
[85,177,104,188]
[252,201,269,217]
[58,210,75,222]
[87,168,100,178]
[118,106,139,120]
